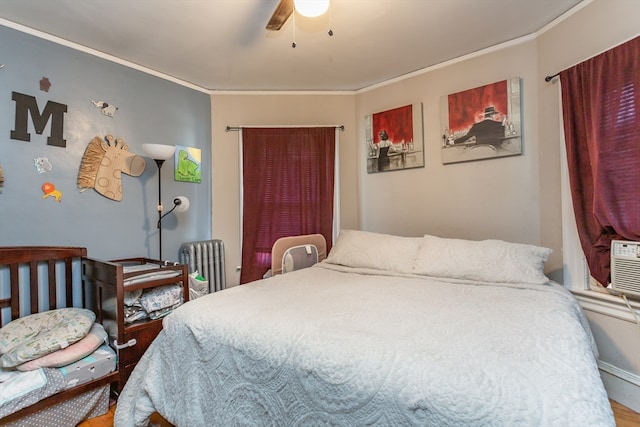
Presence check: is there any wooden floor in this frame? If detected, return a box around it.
[78,404,173,427]
[79,399,639,427]
[611,400,640,427]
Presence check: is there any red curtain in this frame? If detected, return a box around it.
[560,36,640,285]
[240,127,335,284]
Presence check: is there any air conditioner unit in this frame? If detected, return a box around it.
[610,240,640,298]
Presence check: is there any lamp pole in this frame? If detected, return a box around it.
[142,143,176,262]
[155,159,166,261]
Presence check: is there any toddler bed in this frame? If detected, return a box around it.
[0,247,119,426]
[115,230,615,427]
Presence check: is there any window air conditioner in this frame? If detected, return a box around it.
[610,240,640,298]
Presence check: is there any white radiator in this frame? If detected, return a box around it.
[180,239,226,293]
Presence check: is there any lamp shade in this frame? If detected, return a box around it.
[294,0,330,17]
[173,196,190,213]
[142,143,176,160]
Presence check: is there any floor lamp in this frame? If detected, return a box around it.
[142,143,176,261]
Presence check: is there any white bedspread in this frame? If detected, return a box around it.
[114,263,614,427]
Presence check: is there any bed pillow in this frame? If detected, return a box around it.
[16,322,107,371]
[0,308,95,368]
[412,234,552,285]
[325,229,422,274]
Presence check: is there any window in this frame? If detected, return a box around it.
[239,127,336,284]
[559,35,640,289]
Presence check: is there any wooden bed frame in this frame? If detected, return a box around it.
[0,246,119,424]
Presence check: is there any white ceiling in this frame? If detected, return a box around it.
[0,0,584,92]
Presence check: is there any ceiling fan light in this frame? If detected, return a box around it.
[294,0,330,18]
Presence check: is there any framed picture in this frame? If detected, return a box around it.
[366,103,424,173]
[174,145,202,183]
[440,77,522,164]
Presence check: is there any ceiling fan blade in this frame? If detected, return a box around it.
[266,0,294,31]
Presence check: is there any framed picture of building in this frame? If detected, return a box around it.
[366,103,424,173]
[440,77,522,164]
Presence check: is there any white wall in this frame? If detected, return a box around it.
[209,1,640,291]
[210,93,359,287]
[536,0,640,411]
[355,39,544,259]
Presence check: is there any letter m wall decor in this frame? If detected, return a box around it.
[11,91,68,148]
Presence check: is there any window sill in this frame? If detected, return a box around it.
[571,288,640,323]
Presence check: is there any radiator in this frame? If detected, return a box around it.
[180,239,226,293]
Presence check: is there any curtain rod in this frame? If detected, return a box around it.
[544,72,560,82]
[544,34,640,83]
[225,125,344,132]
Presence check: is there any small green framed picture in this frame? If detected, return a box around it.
[174,145,202,183]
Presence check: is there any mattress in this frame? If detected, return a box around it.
[122,263,182,286]
[0,345,115,420]
[58,344,116,390]
[114,262,615,427]
[0,368,65,419]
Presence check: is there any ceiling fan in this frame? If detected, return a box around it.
[266,0,330,31]
[266,0,293,31]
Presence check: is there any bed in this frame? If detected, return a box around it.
[0,247,119,426]
[114,230,615,427]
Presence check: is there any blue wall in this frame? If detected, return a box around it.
[0,25,212,261]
